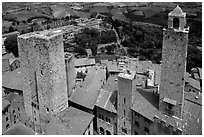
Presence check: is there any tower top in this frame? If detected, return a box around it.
[168,5,186,17]
[167,5,188,31]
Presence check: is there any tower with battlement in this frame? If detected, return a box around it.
[18,30,68,133]
[159,6,189,118]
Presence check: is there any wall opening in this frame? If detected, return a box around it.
[106,130,111,135]
[173,18,179,29]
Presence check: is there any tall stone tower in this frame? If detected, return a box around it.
[18,30,68,133]
[159,6,189,118]
[117,70,136,135]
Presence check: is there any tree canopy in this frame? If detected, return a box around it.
[4,34,19,57]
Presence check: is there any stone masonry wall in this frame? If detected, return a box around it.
[117,76,137,135]
[159,29,188,118]
[18,31,68,133]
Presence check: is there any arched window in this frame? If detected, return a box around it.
[173,18,179,28]
[99,127,104,135]
[106,130,111,135]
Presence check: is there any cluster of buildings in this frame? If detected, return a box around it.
[2,6,202,135]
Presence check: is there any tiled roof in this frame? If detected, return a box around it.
[46,107,94,135]
[2,31,19,38]
[4,123,35,135]
[70,67,106,109]
[131,89,159,121]
[2,97,10,109]
[75,58,95,67]
[168,5,186,17]
[2,67,26,91]
[103,75,118,92]
[182,99,202,134]
[185,77,201,91]
[96,89,117,113]
[106,60,121,72]
[184,92,202,106]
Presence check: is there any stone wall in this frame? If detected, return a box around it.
[159,29,188,118]
[117,74,137,135]
[18,30,68,133]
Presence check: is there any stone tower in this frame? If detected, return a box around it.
[117,70,136,135]
[18,30,68,133]
[159,6,189,118]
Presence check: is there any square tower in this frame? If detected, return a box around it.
[18,30,68,132]
[117,70,136,135]
[159,6,189,118]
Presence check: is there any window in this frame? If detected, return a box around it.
[6,124,9,129]
[144,127,149,134]
[13,110,15,114]
[34,118,37,121]
[46,107,49,112]
[135,121,139,127]
[99,127,104,135]
[106,130,111,135]
[101,115,104,120]
[99,114,102,119]
[105,117,108,122]
[122,128,127,134]
[173,18,179,28]
[18,107,20,111]
[124,98,126,104]
[135,131,138,135]
[14,121,16,124]
[124,110,126,116]
[6,117,9,121]
[167,103,173,110]
[108,118,111,124]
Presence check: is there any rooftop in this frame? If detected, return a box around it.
[103,75,118,92]
[185,77,201,91]
[3,123,35,135]
[184,92,202,106]
[2,31,19,38]
[118,70,136,80]
[168,5,186,17]
[18,29,62,40]
[182,99,202,134]
[2,97,10,109]
[75,58,95,67]
[46,107,94,135]
[96,89,117,113]
[70,67,106,109]
[2,67,26,91]
[131,88,159,121]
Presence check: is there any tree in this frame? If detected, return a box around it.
[74,46,87,56]
[4,35,19,57]
[8,26,16,33]
[106,45,114,55]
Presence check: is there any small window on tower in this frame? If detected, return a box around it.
[173,18,179,29]
[167,103,173,110]
[46,107,49,112]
